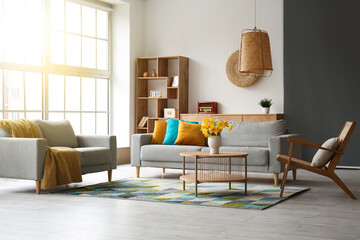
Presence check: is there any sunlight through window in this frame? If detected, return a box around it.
[0,0,111,134]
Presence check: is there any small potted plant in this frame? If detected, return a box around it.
[259,98,272,114]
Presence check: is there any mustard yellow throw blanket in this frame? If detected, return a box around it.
[0,119,82,190]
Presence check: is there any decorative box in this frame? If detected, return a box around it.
[164,108,178,118]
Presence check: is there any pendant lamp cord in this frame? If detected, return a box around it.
[254,0,257,28]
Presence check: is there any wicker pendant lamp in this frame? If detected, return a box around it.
[238,0,273,77]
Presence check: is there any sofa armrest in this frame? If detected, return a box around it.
[76,135,117,169]
[131,134,153,167]
[0,137,47,180]
[268,134,302,173]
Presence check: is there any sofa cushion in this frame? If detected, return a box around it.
[75,147,111,166]
[221,120,286,147]
[0,119,43,138]
[37,120,78,147]
[201,146,269,166]
[141,144,203,162]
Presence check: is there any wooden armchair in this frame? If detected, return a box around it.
[277,121,357,199]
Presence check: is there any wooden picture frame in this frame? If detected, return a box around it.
[150,90,161,98]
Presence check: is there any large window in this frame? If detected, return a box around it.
[0,0,111,134]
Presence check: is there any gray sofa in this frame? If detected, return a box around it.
[0,120,117,193]
[131,120,301,185]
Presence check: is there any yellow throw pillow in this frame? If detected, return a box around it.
[151,121,167,144]
[174,121,205,146]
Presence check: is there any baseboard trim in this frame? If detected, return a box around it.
[336,166,360,170]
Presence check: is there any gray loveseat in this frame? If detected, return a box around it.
[0,120,117,193]
[131,120,301,185]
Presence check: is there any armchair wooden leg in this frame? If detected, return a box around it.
[108,170,112,182]
[274,173,279,186]
[330,173,357,200]
[293,169,297,180]
[36,180,41,194]
[162,168,165,174]
[280,164,290,197]
[136,166,140,178]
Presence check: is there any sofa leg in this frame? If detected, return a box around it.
[274,173,279,186]
[162,168,165,174]
[293,169,297,180]
[136,166,140,178]
[108,170,112,182]
[36,180,41,194]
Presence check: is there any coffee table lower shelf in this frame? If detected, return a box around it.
[180,173,246,183]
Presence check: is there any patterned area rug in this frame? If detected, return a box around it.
[58,178,308,210]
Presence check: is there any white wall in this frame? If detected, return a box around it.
[111,0,145,148]
[143,0,283,114]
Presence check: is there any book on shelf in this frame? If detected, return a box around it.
[138,116,148,128]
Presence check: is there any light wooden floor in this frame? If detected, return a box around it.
[0,164,359,240]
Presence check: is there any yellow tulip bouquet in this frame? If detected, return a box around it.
[200,118,233,137]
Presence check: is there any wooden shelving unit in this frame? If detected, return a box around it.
[136,56,189,133]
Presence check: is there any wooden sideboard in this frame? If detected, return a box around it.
[180,114,284,122]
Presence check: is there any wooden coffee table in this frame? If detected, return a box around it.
[179,151,248,197]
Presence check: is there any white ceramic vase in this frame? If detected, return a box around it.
[208,136,221,154]
[262,107,270,114]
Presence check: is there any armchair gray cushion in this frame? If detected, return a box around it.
[0,128,10,137]
[37,120,78,147]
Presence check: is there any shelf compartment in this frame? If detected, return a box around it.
[167,88,178,99]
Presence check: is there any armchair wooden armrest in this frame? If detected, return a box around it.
[287,137,343,155]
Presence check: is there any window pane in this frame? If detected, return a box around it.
[65,1,80,34]
[4,70,24,110]
[3,0,25,64]
[65,76,80,111]
[4,112,24,119]
[97,40,108,70]
[66,113,80,134]
[26,112,43,120]
[48,74,64,111]
[82,113,95,134]
[96,78,108,111]
[96,113,108,135]
[25,35,42,65]
[51,31,65,64]
[25,72,42,110]
[0,25,3,62]
[82,37,96,68]
[51,0,64,31]
[66,34,80,66]
[82,6,95,37]
[0,70,2,110]
[97,10,108,39]
[24,0,42,65]
[82,77,95,111]
[48,112,64,120]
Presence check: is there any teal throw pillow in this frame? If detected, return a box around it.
[162,118,198,145]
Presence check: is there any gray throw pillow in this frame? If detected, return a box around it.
[311,137,341,168]
[0,128,11,137]
[37,120,78,147]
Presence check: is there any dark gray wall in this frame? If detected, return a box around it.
[284,0,360,166]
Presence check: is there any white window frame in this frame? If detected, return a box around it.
[0,0,113,134]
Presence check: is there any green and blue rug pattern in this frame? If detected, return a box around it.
[58,178,308,210]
